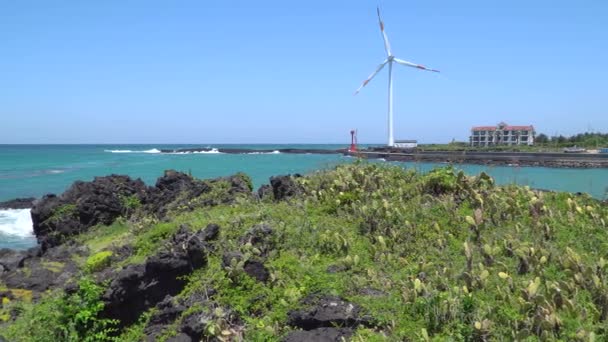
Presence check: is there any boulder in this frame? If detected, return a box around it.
[287,295,371,330]
[256,184,273,200]
[283,327,353,342]
[0,197,36,209]
[0,249,31,273]
[102,224,217,327]
[144,291,219,341]
[144,296,188,339]
[166,333,192,342]
[30,175,147,249]
[179,306,240,341]
[243,260,270,283]
[221,252,270,283]
[269,175,303,201]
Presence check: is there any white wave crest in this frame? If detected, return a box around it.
[169,148,222,155]
[247,150,281,155]
[0,209,34,238]
[105,148,161,154]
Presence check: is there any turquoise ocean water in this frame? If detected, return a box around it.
[1,144,607,249]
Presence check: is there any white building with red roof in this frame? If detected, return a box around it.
[470,122,535,147]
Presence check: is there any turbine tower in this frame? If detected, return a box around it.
[354,7,440,147]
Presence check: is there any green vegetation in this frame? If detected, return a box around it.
[48,203,78,222]
[2,278,117,342]
[2,163,608,340]
[420,131,608,152]
[120,195,141,216]
[86,251,113,273]
[536,132,608,148]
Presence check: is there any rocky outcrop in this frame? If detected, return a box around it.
[31,175,147,249]
[0,248,33,273]
[0,198,36,209]
[144,170,252,217]
[143,170,211,217]
[257,184,273,200]
[102,224,218,327]
[0,244,85,294]
[284,295,372,342]
[269,175,303,201]
[29,170,251,251]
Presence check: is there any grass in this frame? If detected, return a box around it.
[2,162,608,341]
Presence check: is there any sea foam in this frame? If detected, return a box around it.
[169,148,222,155]
[247,150,281,155]
[0,209,34,238]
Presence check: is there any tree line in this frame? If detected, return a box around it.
[535,132,608,148]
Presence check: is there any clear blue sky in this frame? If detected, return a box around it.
[1,0,606,144]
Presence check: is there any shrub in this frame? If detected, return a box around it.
[1,277,117,342]
[85,251,113,272]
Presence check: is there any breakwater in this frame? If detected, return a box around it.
[161,147,608,168]
[353,148,608,168]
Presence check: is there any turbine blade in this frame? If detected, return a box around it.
[377,7,392,56]
[394,58,440,73]
[354,60,389,95]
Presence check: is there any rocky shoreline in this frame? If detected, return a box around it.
[1,170,351,341]
[356,147,608,168]
[159,147,608,168]
[0,198,36,210]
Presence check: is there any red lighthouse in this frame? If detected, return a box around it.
[349,129,358,152]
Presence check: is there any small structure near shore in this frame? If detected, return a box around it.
[394,140,417,148]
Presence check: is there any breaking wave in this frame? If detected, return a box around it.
[247,150,281,155]
[168,148,222,155]
[0,209,34,238]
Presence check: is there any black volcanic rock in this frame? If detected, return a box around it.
[143,170,252,217]
[102,224,217,327]
[287,295,371,330]
[269,175,303,201]
[257,184,273,200]
[0,198,36,209]
[284,296,372,342]
[29,170,250,250]
[283,327,353,342]
[143,170,211,217]
[0,244,86,293]
[30,175,147,249]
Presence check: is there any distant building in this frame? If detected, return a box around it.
[470,122,535,147]
[394,140,417,148]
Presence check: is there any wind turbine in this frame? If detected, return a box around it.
[354,7,440,147]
